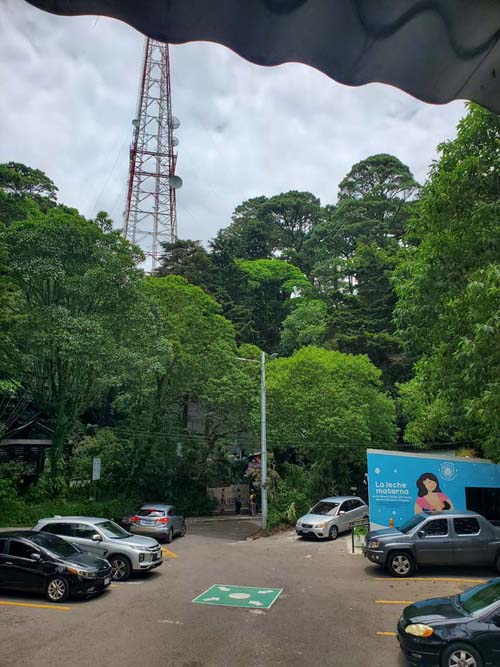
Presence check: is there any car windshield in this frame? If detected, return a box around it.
[459,579,500,615]
[398,515,426,534]
[310,502,339,516]
[29,532,80,558]
[96,521,130,539]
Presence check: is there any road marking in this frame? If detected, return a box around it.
[375,600,413,605]
[374,577,486,584]
[161,547,178,558]
[158,619,183,625]
[193,585,282,609]
[376,632,397,637]
[0,601,71,611]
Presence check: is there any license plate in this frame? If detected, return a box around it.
[141,520,154,525]
[104,577,111,585]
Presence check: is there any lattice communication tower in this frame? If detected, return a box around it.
[123,39,182,271]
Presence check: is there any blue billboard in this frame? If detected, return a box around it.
[367,449,500,529]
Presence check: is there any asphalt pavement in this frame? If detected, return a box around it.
[0,520,495,667]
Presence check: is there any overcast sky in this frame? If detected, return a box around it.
[2,0,466,246]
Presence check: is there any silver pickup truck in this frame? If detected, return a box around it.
[364,510,500,577]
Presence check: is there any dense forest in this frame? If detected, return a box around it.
[0,104,498,525]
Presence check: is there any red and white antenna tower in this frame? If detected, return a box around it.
[123,39,182,271]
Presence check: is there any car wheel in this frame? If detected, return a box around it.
[441,643,483,667]
[387,552,415,577]
[165,528,174,544]
[180,522,186,537]
[109,555,131,581]
[329,525,339,540]
[46,576,70,603]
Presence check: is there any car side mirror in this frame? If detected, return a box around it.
[492,612,500,627]
[31,552,41,561]
[91,533,102,542]
[417,530,426,539]
[339,511,345,515]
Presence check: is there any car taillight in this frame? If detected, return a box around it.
[156,517,169,524]
[131,515,140,523]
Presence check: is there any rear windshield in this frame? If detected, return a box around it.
[459,579,500,615]
[310,502,339,516]
[138,509,165,517]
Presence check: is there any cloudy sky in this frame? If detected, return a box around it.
[2,0,466,246]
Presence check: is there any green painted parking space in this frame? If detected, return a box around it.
[193,585,282,609]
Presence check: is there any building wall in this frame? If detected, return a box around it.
[367,449,500,530]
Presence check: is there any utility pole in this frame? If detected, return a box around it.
[237,352,276,530]
[260,351,268,530]
[123,39,182,273]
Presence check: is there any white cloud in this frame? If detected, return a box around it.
[1,0,465,246]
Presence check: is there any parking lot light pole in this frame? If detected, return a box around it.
[236,352,276,530]
[260,351,268,531]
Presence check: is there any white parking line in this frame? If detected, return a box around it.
[114,581,145,586]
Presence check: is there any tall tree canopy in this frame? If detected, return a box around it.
[266,347,397,492]
[3,205,143,478]
[395,104,500,460]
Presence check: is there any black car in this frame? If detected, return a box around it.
[398,577,500,667]
[0,531,112,603]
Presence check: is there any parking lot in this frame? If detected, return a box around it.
[0,520,495,667]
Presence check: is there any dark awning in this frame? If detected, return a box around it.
[25,0,500,113]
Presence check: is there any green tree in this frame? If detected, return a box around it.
[235,259,312,350]
[210,196,276,261]
[156,239,216,291]
[261,191,323,269]
[0,162,57,222]
[266,346,397,493]
[305,155,419,389]
[280,299,327,355]
[4,206,143,482]
[395,104,500,459]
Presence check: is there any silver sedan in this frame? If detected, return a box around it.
[296,496,369,540]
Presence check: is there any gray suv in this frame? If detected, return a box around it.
[364,510,500,577]
[32,516,163,581]
[126,504,186,543]
[296,496,369,540]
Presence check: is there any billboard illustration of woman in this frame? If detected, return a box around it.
[414,472,454,513]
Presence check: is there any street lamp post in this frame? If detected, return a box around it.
[236,352,275,530]
[260,351,268,531]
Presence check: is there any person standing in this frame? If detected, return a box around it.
[234,489,242,515]
[249,491,257,516]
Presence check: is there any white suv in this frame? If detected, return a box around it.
[33,516,163,581]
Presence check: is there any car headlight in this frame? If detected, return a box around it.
[67,566,96,579]
[405,624,434,638]
[317,522,328,529]
[368,540,381,549]
[130,545,147,552]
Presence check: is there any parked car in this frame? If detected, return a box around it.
[364,510,500,577]
[32,516,163,581]
[125,504,186,544]
[0,530,112,603]
[296,496,369,540]
[398,577,500,667]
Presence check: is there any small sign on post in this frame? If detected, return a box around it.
[92,457,101,481]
